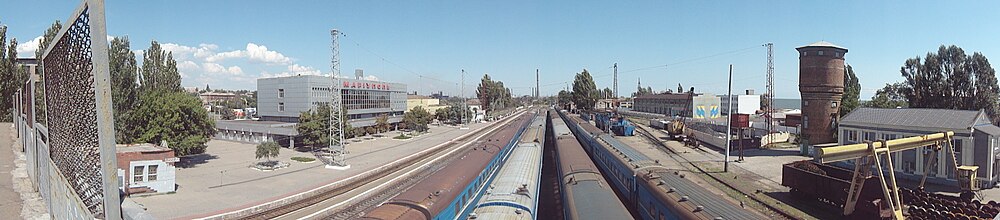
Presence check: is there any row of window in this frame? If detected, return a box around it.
[802,50,843,58]
[132,165,158,183]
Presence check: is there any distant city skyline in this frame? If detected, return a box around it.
[3,1,999,99]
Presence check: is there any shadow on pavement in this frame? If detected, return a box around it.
[176,154,219,168]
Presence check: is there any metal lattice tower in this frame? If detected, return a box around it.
[765,42,775,146]
[329,29,346,166]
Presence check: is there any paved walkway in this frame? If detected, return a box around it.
[131,123,491,219]
[1,123,23,218]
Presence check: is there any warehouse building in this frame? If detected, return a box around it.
[718,89,761,115]
[633,93,721,119]
[838,108,1000,188]
[257,75,407,127]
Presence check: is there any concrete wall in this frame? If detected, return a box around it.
[20,121,98,219]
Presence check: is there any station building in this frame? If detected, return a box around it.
[256,75,407,127]
[633,93,721,119]
[214,75,407,148]
[837,107,1000,188]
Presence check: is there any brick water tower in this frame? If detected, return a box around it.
[797,41,847,144]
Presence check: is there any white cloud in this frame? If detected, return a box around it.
[204,50,244,62]
[201,43,292,65]
[16,36,43,58]
[244,43,291,64]
[287,64,321,75]
[202,63,244,75]
[363,75,380,81]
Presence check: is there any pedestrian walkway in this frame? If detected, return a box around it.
[1,123,23,219]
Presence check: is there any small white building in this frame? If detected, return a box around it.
[718,90,761,115]
[116,143,178,195]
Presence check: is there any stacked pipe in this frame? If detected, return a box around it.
[901,188,999,220]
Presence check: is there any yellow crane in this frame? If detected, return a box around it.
[815,131,979,219]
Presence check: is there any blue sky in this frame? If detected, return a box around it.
[3,1,999,99]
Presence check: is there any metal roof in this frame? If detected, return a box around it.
[975,125,1000,136]
[598,134,651,162]
[796,40,848,51]
[840,108,989,131]
[654,170,763,220]
[472,143,541,219]
[568,181,635,220]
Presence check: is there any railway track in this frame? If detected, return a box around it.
[630,123,798,220]
[198,110,528,220]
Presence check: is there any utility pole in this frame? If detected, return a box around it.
[461,69,468,129]
[725,64,733,172]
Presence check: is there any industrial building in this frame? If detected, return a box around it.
[797,41,848,144]
[838,108,1000,188]
[633,93,721,119]
[406,94,448,113]
[256,75,407,127]
[718,89,761,115]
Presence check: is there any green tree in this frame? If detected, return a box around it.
[448,104,472,123]
[375,114,390,133]
[572,69,598,110]
[131,90,216,156]
[476,74,514,114]
[365,126,377,135]
[840,64,861,116]
[899,45,1000,123]
[255,141,280,162]
[140,41,181,92]
[0,22,27,122]
[109,36,139,141]
[296,105,353,149]
[557,90,572,107]
[863,83,909,109]
[32,21,62,124]
[296,105,328,148]
[435,107,451,123]
[404,106,432,132]
[601,87,613,99]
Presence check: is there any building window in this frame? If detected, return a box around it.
[818,50,825,56]
[802,51,807,56]
[804,100,809,106]
[279,102,285,112]
[831,102,838,108]
[863,131,875,141]
[278,89,284,98]
[148,165,158,181]
[836,52,841,57]
[133,166,144,182]
[803,116,808,128]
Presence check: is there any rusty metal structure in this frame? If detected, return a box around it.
[38,0,121,218]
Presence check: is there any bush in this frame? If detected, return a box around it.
[290,157,316,163]
[393,134,411,139]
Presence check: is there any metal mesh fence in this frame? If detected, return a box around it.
[41,7,106,215]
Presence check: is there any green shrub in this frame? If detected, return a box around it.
[290,157,316,162]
